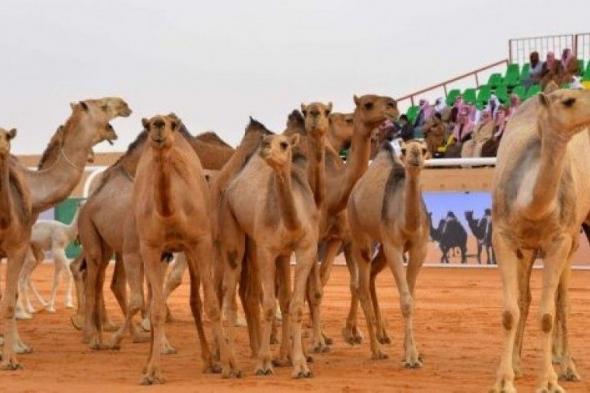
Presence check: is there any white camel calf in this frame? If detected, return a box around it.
[16,208,79,319]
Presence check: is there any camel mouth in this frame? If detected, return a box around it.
[119,107,132,117]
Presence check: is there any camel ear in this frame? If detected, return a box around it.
[7,128,17,140]
[326,102,333,115]
[79,101,89,111]
[353,95,360,107]
[142,118,150,130]
[399,140,407,155]
[170,119,178,131]
[289,134,300,148]
[538,93,550,108]
[300,103,307,116]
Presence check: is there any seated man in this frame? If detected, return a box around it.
[557,48,579,85]
[524,51,543,87]
[461,110,493,158]
[540,51,562,88]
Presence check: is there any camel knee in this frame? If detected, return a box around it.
[541,313,553,333]
[400,296,414,318]
[289,303,304,323]
[502,308,519,331]
[204,303,221,323]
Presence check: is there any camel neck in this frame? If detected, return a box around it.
[331,118,371,213]
[521,122,569,220]
[0,154,12,228]
[307,133,326,208]
[23,115,93,214]
[152,147,175,217]
[274,167,300,231]
[404,169,422,232]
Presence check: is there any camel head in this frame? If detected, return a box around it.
[301,102,332,138]
[538,89,590,139]
[142,115,179,149]
[0,128,16,157]
[68,97,131,146]
[259,134,300,172]
[464,210,474,220]
[399,139,429,173]
[352,95,399,134]
[328,112,354,149]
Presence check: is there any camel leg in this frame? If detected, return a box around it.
[370,247,390,345]
[490,231,522,393]
[512,250,534,378]
[64,258,74,309]
[17,251,36,317]
[272,255,292,367]
[240,240,261,358]
[110,250,149,349]
[290,246,316,378]
[532,235,572,393]
[188,236,240,379]
[352,237,387,360]
[0,244,29,370]
[69,255,86,330]
[109,253,127,318]
[307,259,328,354]
[163,253,187,322]
[185,253,219,374]
[254,247,276,376]
[342,243,363,345]
[319,239,341,287]
[554,263,580,382]
[46,247,68,313]
[138,244,166,385]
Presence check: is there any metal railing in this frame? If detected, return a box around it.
[508,32,590,64]
[396,59,508,109]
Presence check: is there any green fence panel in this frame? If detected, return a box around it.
[54,198,82,258]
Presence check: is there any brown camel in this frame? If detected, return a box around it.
[132,114,238,384]
[0,97,131,370]
[347,140,430,366]
[423,115,447,156]
[489,88,590,393]
[219,130,321,378]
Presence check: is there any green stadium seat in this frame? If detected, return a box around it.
[504,72,520,88]
[462,88,477,105]
[577,59,584,76]
[446,89,461,106]
[476,85,491,105]
[583,66,590,82]
[512,85,526,100]
[405,105,420,124]
[505,64,520,78]
[495,85,509,104]
[520,63,530,82]
[526,84,541,98]
[487,73,503,89]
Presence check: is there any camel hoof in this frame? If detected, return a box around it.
[255,368,273,376]
[70,315,84,331]
[221,366,242,379]
[203,361,222,374]
[312,343,330,354]
[371,350,388,360]
[272,357,291,368]
[140,318,151,332]
[14,343,33,355]
[89,337,108,351]
[489,378,517,393]
[377,335,391,345]
[342,326,363,345]
[292,365,313,379]
[45,306,56,313]
[15,310,33,320]
[139,373,165,385]
[403,357,423,369]
[535,382,565,393]
[559,367,581,382]
[0,358,23,370]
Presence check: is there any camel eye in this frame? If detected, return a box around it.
[324,110,330,116]
[401,148,407,156]
[562,98,575,108]
[280,141,289,150]
[302,110,307,117]
[422,148,427,155]
[364,102,374,110]
[101,105,108,112]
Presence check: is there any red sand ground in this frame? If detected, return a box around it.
[2,263,590,392]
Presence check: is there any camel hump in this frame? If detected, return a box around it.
[195,131,232,148]
[246,117,273,136]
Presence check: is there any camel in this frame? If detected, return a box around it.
[219,130,321,378]
[489,88,590,393]
[346,140,429,367]
[76,124,234,349]
[326,112,354,153]
[132,114,238,384]
[465,209,495,265]
[17,205,80,318]
[429,213,468,264]
[0,97,130,370]
[423,115,447,157]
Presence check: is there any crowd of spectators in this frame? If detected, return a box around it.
[383,48,585,159]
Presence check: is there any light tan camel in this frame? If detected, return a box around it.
[133,114,238,384]
[0,97,130,370]
[489,89,590,393]
[76,123,234,349]
[220,130,320,378]
[326,112,354,153]
[347,140,430,366]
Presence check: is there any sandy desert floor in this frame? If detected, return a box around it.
[1,262,590,393]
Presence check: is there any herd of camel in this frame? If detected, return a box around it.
[0,83,589,392]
